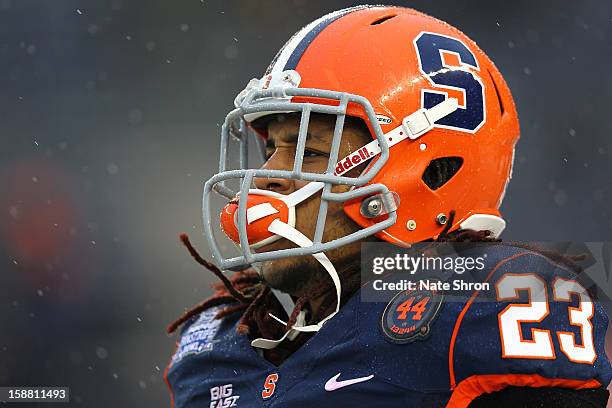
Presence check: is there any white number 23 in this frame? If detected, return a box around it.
[496,273,597,364]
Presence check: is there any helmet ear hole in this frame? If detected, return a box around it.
[422,157,464,190]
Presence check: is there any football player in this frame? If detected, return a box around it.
[165,6,612,407]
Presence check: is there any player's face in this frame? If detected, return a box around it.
[253,114,371,296]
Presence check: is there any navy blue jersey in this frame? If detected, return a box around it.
[165,245,612,407]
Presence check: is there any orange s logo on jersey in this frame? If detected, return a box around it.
[261,373,279,399]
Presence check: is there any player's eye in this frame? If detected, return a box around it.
[303,148,326,159]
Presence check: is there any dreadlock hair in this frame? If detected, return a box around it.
[168,222,585,367]
[167,212,497,337]
[167,235,337,354]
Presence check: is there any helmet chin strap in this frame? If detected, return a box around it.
[250,220,341,349]
[243,182,343,350]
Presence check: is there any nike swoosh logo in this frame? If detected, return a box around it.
[324,373,374,391]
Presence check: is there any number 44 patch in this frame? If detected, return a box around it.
[380,281,445,344]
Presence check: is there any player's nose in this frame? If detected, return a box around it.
[253,152,295,194]
[253,175,294,194]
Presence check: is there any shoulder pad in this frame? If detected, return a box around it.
[449,247,612,403]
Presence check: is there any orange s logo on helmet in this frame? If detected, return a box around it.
[275,7,519,243]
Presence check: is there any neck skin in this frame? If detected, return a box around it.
[259,261,362,366]
[300,263,362,326]
[294,263,361,324]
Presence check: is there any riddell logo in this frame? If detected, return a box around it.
[334,147,373,176]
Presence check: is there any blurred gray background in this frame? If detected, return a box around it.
[0,0,610,406]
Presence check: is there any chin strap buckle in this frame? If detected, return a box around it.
[402,98,459,140]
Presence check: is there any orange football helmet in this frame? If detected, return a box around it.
[287,6,519,244]
[201,5,520,348]
[205,4,519,254]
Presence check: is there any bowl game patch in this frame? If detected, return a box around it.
[171,307,223,365]
[380,282,444,344]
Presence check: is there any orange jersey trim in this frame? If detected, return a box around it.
[446,374,602,408]
[164,339,179,408]
[448,251,529,388]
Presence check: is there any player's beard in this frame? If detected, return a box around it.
[259,255,330,297]
[259,249,363,302]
